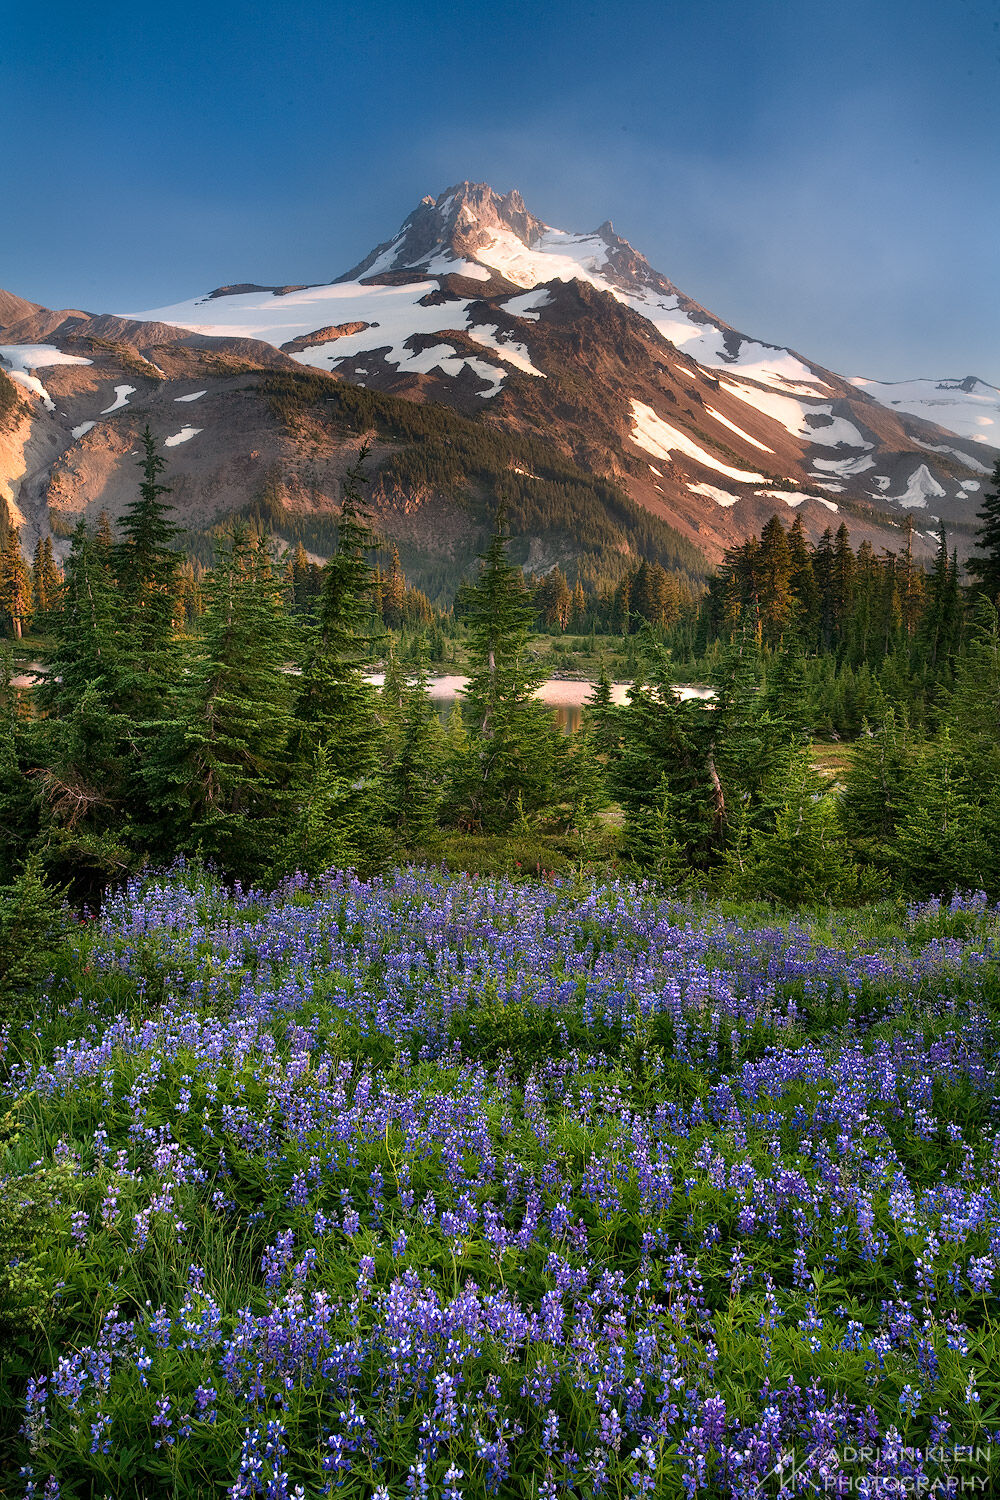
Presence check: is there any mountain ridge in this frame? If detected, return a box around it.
[1,180,996,593]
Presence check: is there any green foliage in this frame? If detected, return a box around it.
[0,857,69,1030]
[451,512,558,832]
[966,458,1000,605]
[146,524,293,879]
[290,450,387,867]
[0,1155,74,1330]
[448,979,564,1077]
[0,368,22,429]
[723,752,868,906]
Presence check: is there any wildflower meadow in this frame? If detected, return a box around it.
[3,865,1000,1498]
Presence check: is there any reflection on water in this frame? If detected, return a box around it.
[366,674,714,735]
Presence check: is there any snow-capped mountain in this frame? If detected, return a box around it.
[1,182,996,589]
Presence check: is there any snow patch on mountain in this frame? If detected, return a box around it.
[704,406,775,453]
[850,376,1000,444]
[892,463,947,510]
[721,380,873,451]
[101,385,136,414]
[502,289,553,320]
[912,439,991,475]
[688,481,741,508]
[759,489,811,508]
[473,227,613,290]
[630,400,766,483]
[812,454,876,477]
[71,421,96,440]
[174,390,207,403]
[0,343,93,412]
[464,325,544,376]
[374,342,506,395]
[164,427,203,447]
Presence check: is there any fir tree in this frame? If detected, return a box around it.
[756,515,795,645]
[891,730,986,897]
[967,458,1000,604]
[455,509,555,832]
[290,449,386,867]
[0,526,32,639]
[31,535,60,618]
[0,650,38,881]
[787,513,818,642]
[726,752,861,906]
[385,654,444,849]
[146,524,292,878]
[839,708,915,868]
[39,521,120,715]
[114,428,183,719]
[607,642,714,870]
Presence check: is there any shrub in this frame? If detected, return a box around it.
[0,858,70,1032]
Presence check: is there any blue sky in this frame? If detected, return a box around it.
[7,0,998,382]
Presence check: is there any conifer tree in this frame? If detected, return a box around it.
[385,654,444,849]
[607,643,713,870]
[839,708,916,868]
[919,523,960,672]
[726,752,860,905]
[570,579,587,631]
[562,725,609,854]
[31,535,60,618]
[710,628,793,850]
[289,449,386,868]
[454,509,555,831]
[787,513,818,642]
[146,524,292,878]
[0,526,32,639]
[891,730,985,896]
[39,521,120,714]
[967,458,1000,604]
[813,527,836,650]
[756,515,795,645]
[114,428,183,719]
[0,650,38,881]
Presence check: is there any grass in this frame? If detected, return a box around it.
[2,867,999,1497]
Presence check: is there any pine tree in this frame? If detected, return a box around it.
[114,428,183,718]
[31,535,60,618]
[726,751,861,905]
[831,523,856,646]
[0,650,38,881]
[380,545,406,629]
[967,458,1000,604]
[39,521,120,714]
[0,526,32,639]
[455,509,555,832]
[570,579,587,631]
[919,523,960,672]
[32,518,132,893]
[709,628,793,851]
[891,730,986,896]
[562,725,609,854]
[385,654,444,849]
[146,524,292,878]
[839,708,916,868]
[607,643,714,871]
[787,513,818,643]
[290,449,386,868]
[814,527,836,650]
[756,515,795,645]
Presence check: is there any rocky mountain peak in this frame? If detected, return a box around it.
[336,181,550,283]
